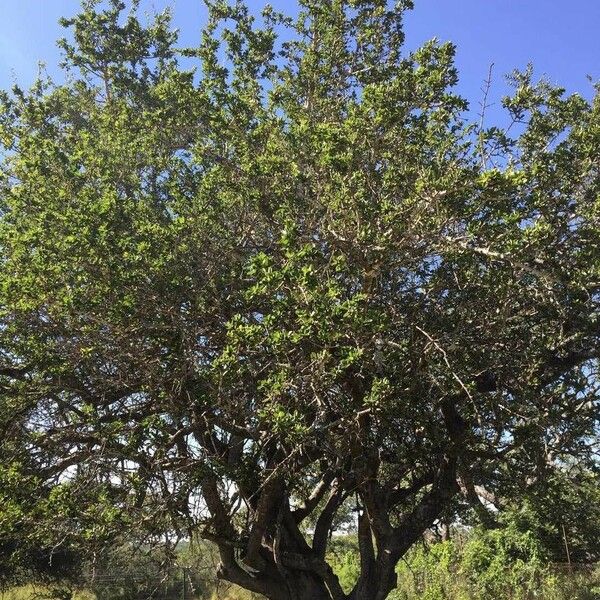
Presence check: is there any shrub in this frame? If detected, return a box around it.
[460,525,547,599]
[392,540,459,600]
[327,536,362,594]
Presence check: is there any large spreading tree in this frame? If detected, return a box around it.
[1,1,599,599]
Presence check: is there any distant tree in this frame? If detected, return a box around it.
[1,1,598,599]
[499,467,600,564]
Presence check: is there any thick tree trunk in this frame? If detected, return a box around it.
[212,473,461,600]
[216,562,337,600]
[281,574,335,600]
[206,401,465,600]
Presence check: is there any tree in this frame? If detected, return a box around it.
[497,466,600,564]
[0,1,599,599]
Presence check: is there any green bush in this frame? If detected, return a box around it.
[390,526,599,600]
[326,536,362,594]
[392,540,457,600]
[460,526,546,599]
[5,531,598,600]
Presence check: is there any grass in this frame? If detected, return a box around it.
[0,585,95,600]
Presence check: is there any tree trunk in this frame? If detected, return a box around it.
[216,563,337,600]
[280,573,335,600]
[211,444,462,600]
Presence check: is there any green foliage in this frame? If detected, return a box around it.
[390,532,600,600]
[505,469,600,563]
[322,530,600,600]
[459,526,547,598]
[0,0,598,598]
[0,460,83,586]
[393,540,457,600]
[326,536,362,594]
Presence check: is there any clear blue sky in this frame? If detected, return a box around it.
[1,0,598,126]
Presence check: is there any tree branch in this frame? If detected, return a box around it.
[292,469,337,523]
[312,479,349,558]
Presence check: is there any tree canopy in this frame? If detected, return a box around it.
[0,1,599,599]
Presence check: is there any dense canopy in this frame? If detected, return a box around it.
[0,1,599,599]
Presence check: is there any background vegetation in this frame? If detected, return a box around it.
[4,490,600,600]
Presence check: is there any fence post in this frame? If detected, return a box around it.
[561,523,572,573]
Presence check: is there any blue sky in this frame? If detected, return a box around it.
[0,0,598,126]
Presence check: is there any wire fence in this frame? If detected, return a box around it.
[72,562,600,600]
[85,568,203,600]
